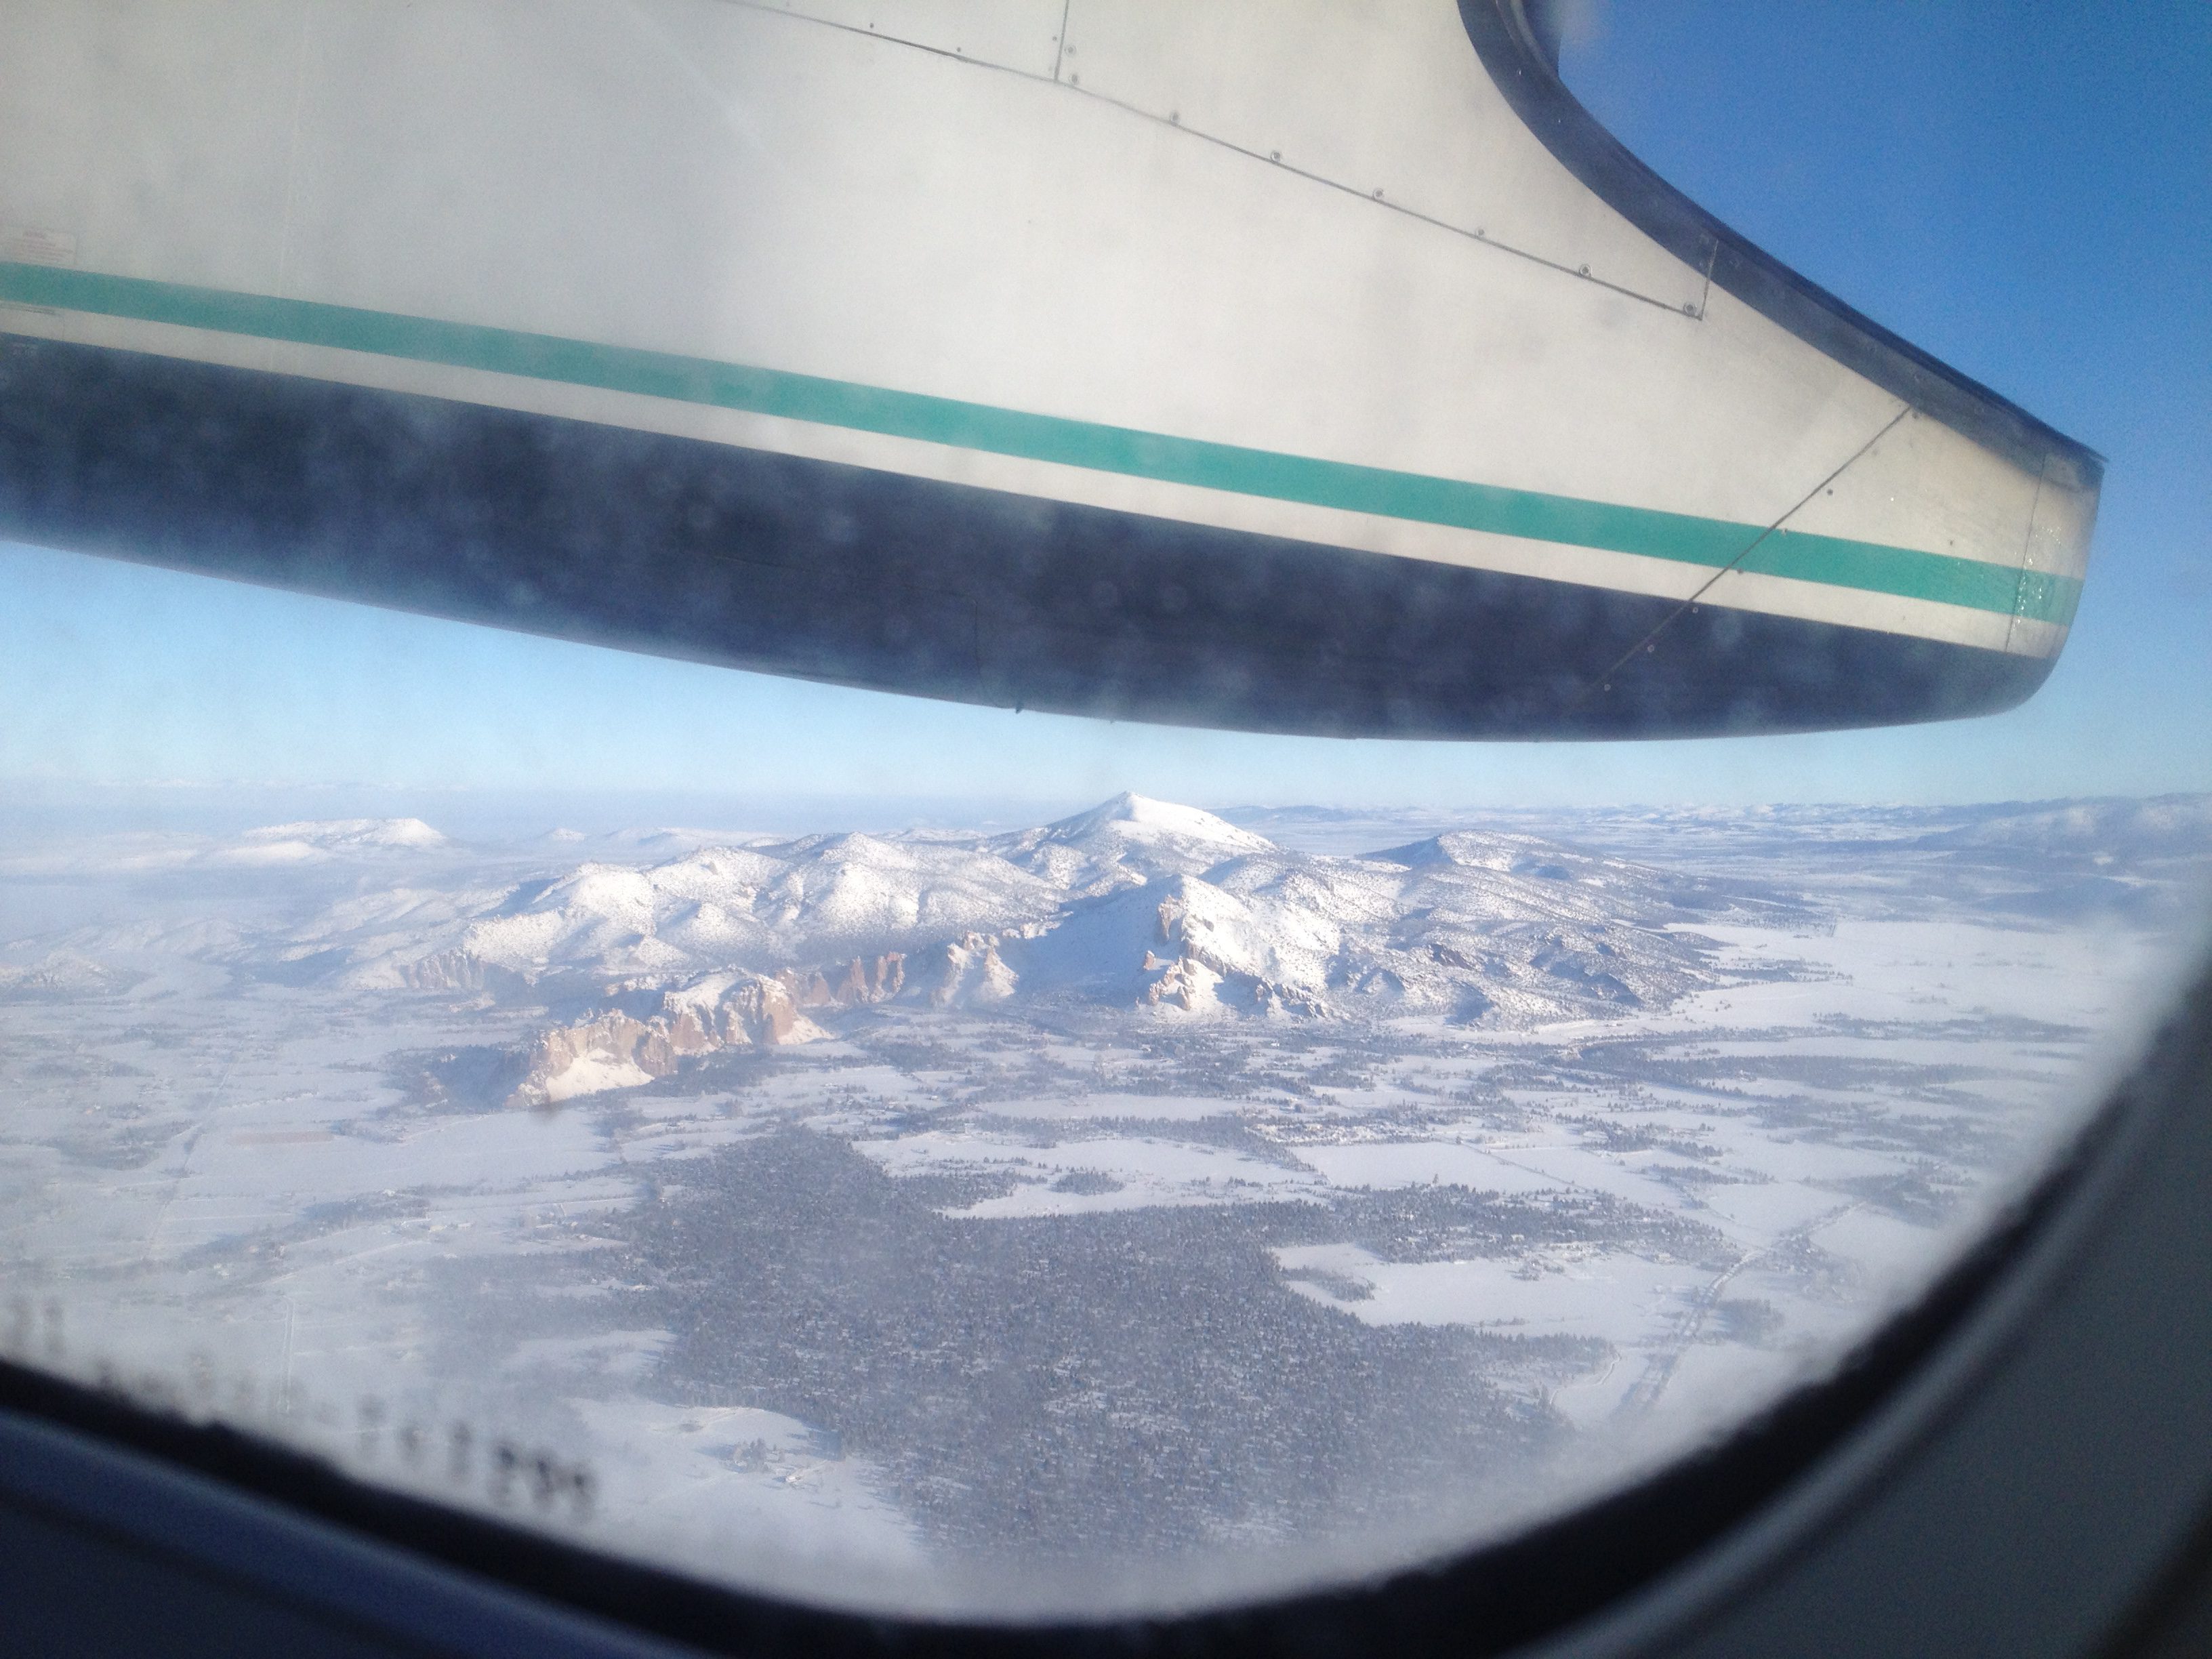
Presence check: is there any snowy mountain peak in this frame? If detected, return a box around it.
[1378,831,1517,872]
[136,796,1828,1035]
[213,818,451,865]
[247,817,447,848]
[1045,794,1271,849]
[985,796,1275,898]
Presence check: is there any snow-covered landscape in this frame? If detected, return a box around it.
[1,790,2207,1613]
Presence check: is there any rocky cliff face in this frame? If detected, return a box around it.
[508,953,922,1107]
[510,973,815,1107]
[398,949,529,994]
[912,933,1019,1007]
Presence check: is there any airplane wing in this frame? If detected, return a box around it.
[0,0,2100,737]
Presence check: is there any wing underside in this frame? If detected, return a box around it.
[0,0,2100,737]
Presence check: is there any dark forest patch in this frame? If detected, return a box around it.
[602,1128,1610,1566]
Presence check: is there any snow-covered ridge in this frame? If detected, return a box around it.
[220,818,450,865]
[35,790,2203,1107]
[83,799,1799,1090]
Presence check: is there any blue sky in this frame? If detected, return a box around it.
[1,2,2204,815]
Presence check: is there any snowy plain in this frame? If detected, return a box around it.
[1,791,2206,1614]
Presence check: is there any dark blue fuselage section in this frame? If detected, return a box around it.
[0,334,2047,739]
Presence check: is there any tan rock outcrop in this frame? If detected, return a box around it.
[774,954,907,1010]
[399,949,495,991]
[509,970,829,1107]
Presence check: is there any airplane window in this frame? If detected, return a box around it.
[1,0,2205,1632]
